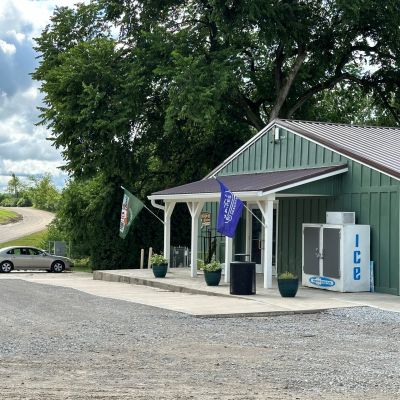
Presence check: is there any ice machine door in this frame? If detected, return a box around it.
[303,226,320,275]
[322,227,341,279]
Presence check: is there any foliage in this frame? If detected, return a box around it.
[26,174,60,211]
[278,271,298,280]
[200,260,222,272]
[31,1,400,269]
[1,174,60,211]
[0,197,18,207]
[0,230,48,249]
[16,197,33,207]
[71,257,92,273]
[150,253,168,265]
[7,173,24,199]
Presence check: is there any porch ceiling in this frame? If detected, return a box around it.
[149,164,348,202]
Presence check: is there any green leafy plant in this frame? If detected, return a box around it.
[278,271,298,280]
[150,253,167,265]
[201,260,222,272]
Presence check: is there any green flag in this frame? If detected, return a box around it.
[119,187,144,239]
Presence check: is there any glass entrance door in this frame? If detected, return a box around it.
[250,206,277,273]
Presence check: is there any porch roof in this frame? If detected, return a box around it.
[149,164,347,201]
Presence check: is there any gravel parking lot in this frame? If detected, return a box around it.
[0,279,399,400]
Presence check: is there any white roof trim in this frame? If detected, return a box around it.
[148,167,347,203]
[204,119,400,182]
[204,120,276,179]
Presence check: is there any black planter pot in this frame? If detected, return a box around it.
[152,263,168,278]
[204,270,222,286]
[277,278,299,297]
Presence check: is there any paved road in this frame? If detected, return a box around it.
[0,275,399,399]
[0,207,54,243]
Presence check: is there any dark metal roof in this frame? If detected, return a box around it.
[151,165,346,196]
[277,119,400,179]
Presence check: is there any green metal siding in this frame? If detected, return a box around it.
[215,127,400,295]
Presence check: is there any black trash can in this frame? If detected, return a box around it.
[230,261,256,295]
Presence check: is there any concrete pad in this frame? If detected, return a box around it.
[1,269,399,317]
[95,268,400,315]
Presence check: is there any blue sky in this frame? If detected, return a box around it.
[0,0,85,192]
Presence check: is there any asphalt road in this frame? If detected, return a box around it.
[0,207,54,243]
[0,277,399,400]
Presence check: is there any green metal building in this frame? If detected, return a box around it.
[149,119,400,295]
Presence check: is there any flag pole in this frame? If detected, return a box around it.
[213,178,267,228]
[121,186,164,225]
[242,203,267,229]
[143,204,164,225]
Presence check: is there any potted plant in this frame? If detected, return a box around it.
[150,253,168,278]
[277,271,299,297]
[200,260,222,286]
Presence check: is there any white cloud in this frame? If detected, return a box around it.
[0,39,16,55]
[6,30,26,43]
[0,1,89,192]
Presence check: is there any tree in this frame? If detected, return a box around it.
[7,173,24,198]
[32,1,400,267]
[27,174,60,211]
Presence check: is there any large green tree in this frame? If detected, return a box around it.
[33,0,400,267]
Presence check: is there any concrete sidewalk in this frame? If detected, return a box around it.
[1,269,399,317]
[93,268,400,315]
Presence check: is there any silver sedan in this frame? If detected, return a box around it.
[0,246,72,273]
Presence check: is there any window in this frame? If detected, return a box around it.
[29,248,43,256]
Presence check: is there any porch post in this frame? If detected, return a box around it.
[163,201,176,270]
[224,236,233,283]
[257,196,275,289]
[187,201,204,278]
[245,204,251,256]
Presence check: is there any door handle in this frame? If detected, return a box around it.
[315,248,324,259]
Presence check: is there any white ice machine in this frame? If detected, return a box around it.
[302,217,370,292]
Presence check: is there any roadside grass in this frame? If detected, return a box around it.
[0,208,21,224]
[72,257,92,273]
[0,230,47,248]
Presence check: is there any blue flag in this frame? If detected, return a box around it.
[216,179,244,238]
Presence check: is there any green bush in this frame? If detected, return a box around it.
[0,198,18,207]
[16,197,33,207]
[278,271,298,280]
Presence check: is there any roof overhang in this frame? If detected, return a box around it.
[148,165,348,203]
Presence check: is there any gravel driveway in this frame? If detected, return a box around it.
[0,279,399,400]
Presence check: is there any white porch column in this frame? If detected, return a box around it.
[245,204,251,256]
[187,201,204,278]
[163,201,176,270]
[257,196,275,289]
[224,236,233,283]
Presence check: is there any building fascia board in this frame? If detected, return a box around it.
[261,167,348,196]
[204,120,277,179]
[148,167,347,203]
[204,119,400,182]
[276,120,400,182]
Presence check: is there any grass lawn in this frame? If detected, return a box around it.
[0,230,47,249]
[0,208,21,224]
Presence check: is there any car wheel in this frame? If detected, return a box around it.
[0,261,13,273]
[51,261,64,273]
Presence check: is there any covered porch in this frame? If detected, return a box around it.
[148,165,347,289]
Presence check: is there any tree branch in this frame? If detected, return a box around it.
[286,72,364,118]
[269,48,306,121]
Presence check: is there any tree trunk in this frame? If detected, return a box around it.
[269,50,306,122]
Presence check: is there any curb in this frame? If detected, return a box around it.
[93,270,234,299]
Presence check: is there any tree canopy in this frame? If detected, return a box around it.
[32,0,400,267]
